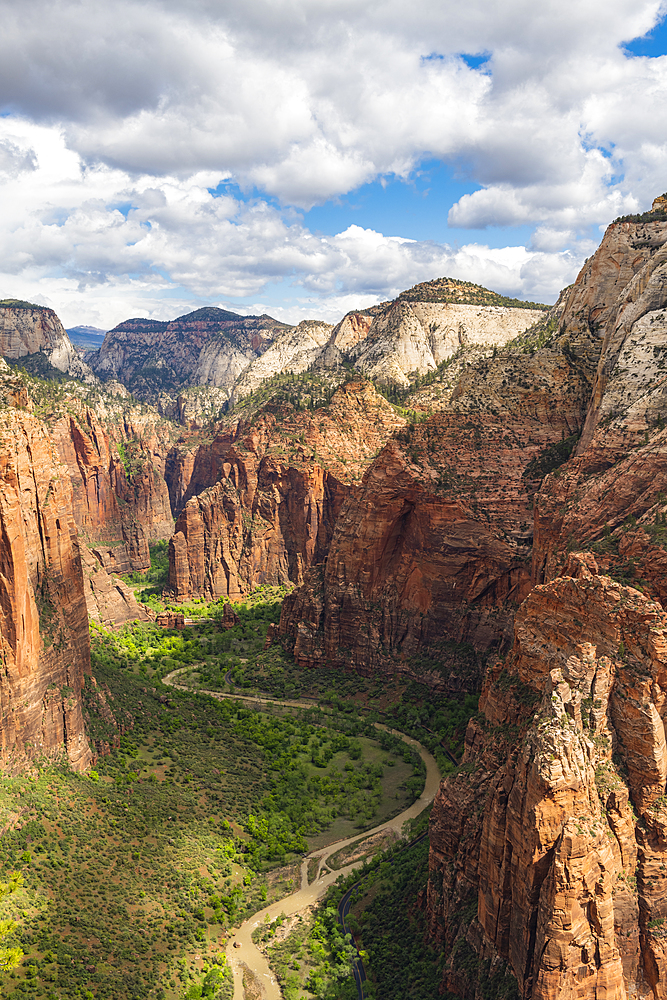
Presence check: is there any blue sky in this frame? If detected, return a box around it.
[0,0,666,328]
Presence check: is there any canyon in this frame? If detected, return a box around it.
[2,202,667,998]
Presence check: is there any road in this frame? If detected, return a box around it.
[162,668,442,999]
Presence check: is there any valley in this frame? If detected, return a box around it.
[2,203,667,999]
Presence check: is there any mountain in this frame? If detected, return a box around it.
[66,325,107,350]
[84,287,545,419]
[277,202,667,997]
[85,306,291,406]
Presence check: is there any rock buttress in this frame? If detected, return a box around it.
[0,409,91,771]
[427,561,667,1000]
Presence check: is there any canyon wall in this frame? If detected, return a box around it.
[0,390,91,772]
[280,330,593,684]
[421,215,667,997]
[167,380,405,600]
[87,307,290,404]
[427,557,667,1000]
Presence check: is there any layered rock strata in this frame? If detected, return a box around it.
[87,307,290,403]
[48,402,175,573]
[167,380,405,600]
[427,557,667,1000]
[0,408,91,771]
[347,299,545,387]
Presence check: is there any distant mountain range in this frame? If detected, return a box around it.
[66,325,108,350]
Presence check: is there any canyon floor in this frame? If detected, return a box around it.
[0,576,469,1000]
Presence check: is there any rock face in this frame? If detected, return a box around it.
[280,332,593,677]
[417,213,667,997]
[0,301,93,380]
[167,380,405,600]
[87,307,290,404]
[348,299,545,387]
[233,320,333,399]
[80,546,150,627]
[427,558,667,1000]
[532,219,667,600]
[0,407,91,772]
[48,400,175,573]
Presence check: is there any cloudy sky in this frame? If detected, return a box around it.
[1,0,666,329]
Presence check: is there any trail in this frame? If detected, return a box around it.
[162,668,442,1000]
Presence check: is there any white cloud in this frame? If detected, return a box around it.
[0,124,588,326]
[0,0,666,323]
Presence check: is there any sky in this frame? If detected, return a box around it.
[0,0,667,330]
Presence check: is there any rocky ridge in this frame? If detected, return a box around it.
[0,300,95,382]
[167,379,406,601]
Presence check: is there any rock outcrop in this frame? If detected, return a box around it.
[0,300,94,381]
[0,407,91,772]
[427,559,667,1000]
[233,320,334,400]
[531,219,667,600]
[80,546,150,627]
[167,380,405,600]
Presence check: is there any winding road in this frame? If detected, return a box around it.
[162,668,442,1000]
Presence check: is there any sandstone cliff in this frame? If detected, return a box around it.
[280,325,593,680]
[167,380,405,600]
[0,406,91,772]
[531,219,667,600]
[0,299,93,381]
[44,393,176,574]
[347,298,545,387]
[427,557,667,1000]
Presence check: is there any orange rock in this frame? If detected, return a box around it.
[0,408,91,772]
[428,569,667,999]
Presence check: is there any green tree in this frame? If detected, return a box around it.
[0,873,24,973]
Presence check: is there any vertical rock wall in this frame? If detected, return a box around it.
[0,408,91,771]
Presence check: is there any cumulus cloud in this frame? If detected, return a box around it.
[0,0,665,322]
[0,121,589,326]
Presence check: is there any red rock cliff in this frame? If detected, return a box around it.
[167,380,405,600]
[280,340,593,680]
[427,558,667,1000]
[0,407,91,772]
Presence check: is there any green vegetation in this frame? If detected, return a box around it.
[522,431,580,481]
[614,196,667,224]
[120,540,170,601]
[267,810,447,999]
[219,646,478,779]
[398,276,548,310]
[0,299,43,310]
[0,583,437,999]
[230,369,350,418]
[0,873,25,975]
[5,353,69,382]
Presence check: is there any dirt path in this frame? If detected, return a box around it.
[162,668,442,999]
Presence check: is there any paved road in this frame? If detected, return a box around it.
[162,668,442,1000]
